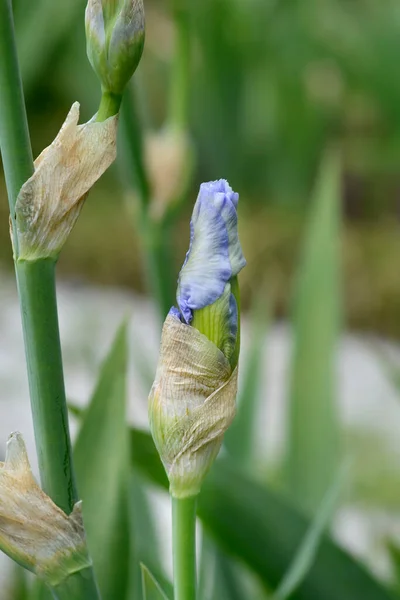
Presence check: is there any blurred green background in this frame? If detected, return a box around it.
[2,0,400,336]
[3,0,400,598]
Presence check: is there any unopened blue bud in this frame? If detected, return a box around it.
[149,180,246,497]
[149,181,246,497]
[176,179,246,367]
[85,0,145,96]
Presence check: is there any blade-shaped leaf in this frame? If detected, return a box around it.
[141,564,171,600]
[74,323,130,600]
[387,541,400,596]
[198,536,250,600]
[286,149,342,513]
[27,582,48,600]
[131,428,169,490]
[199,460,393,600]
[9,564,29,600]
[128,471,173,600]
[130,428,394,600]
[273,467,345,600]
[212,552,249,600]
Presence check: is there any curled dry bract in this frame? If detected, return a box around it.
[0,432,90,585]
[14,102,118,260]
[149,313,237,498]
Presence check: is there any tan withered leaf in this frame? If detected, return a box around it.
[0,432,91,586]
[149,313,237,498]
[14,102,118,260]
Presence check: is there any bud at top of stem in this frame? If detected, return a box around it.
[149,180,246,498]
[85,0,145,97]
[175,179,246,367]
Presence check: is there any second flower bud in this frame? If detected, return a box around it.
[86,0,145,96]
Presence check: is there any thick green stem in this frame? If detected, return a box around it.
[143,218,176,320]
[15,259,77,512]
[0,0,33,253]
[172,496,197,600]
[169,2,191,130]
[0,6,100,596]
[97,91,122,122]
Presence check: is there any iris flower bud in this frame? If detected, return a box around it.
[0,433,91,587]
[149,180,246,498]
[85,0,145,96]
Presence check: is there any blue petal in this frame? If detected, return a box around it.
[177,179,246,323]
[168,306,183,321]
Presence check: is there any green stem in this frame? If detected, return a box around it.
[15,259,77,512]
[0,0,33,253]
[120,88,175,320]
[172,496,197,600]
[169,2,191,130]
[144,218,176,320]
[97,91,122,122]
[0,5,100,596]
[120,88,151,208]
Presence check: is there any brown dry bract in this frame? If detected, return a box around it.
[0,433,90,585]
[149,313,237,498]
[14,102,118,260]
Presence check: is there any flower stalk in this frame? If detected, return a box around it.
[172,497,197,600]
[14,259,77,512]
[149,180,246,600]
[0,0,33,245]
[119,0,193,322]
[97,91,123,122]
[0,0,78,516]
[0,1,100,597]
[120,92,177,318]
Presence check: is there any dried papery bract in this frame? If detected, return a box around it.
[0,433,91,586]
[149,313,238,498]
[13,102,118,261]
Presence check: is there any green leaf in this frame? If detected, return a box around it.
[286,149,342,513]
[141,564,170,600]
[225,295,269,469]
[9,564,29,600]
[128,470,173,600]
[198,536,250,600]
[131,428,169,490]
[130,429,394,600]
[273,467,345,600]
[387,541,400,595]
[199,460,393,600]
[74,323,130,600]
[28,580,50,600]
[16,0,83,94]
[212,552,249,600]
[127,471,158,600]
[69,405,170,600]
